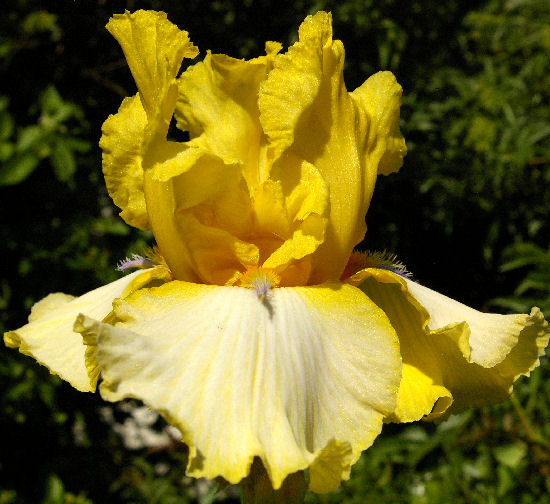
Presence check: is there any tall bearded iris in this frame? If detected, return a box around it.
[5,10,549,498]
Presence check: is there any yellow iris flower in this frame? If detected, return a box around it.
[4,10,549,496]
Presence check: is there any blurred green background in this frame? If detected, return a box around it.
[1,0,549,502]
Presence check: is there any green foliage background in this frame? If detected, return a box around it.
[1,0,549,502]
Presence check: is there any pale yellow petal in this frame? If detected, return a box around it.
[100,93,149,230]
[350,71,407,176]
[356,269,549,421]
[106,10,198,141]
[309,441,353,494]
[3,270,146,392]
[357,272,454,421]
[81,281,400,492]
[404,277,549,369]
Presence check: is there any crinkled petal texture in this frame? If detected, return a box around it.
[350,269,549,422]
[105,10,198,137]
[101,93,149,229]
[100,9,198,232]
[3,269,169,392]
[77,281,401,492]
[258,12,406,282]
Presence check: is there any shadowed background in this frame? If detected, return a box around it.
[1,0,549,502]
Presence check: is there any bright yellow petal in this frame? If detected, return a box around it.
[350,71,407,176]
[357,272,454,421]
[3,270,150,392]
[259,159,329,282]
[355,269,549,421]
[308,441,354,494]
[106,10,198,141]
[251,179,290,242]
[259,12,405,282]
[176,213,259,285]
[175,52,271,188]
[100,94,149,230]
[143,153,251,282]
[80,281,400,492]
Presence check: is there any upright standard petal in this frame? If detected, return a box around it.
[143,148,246,282]
[78,281,401,492]
[106,10,198,140]
[3,269,165,392]
[352,268,549,421]
[100,94,149,230]
[260,158,329,285]
[350,71,407,177]
[259,12,406,282]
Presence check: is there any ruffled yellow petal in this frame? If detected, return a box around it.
[404,279,549,368]
[258,12,405,282]
[100,94,149,230]
[354,269,549,421]
[356,271,454,421]
[102,10,199,234]
[309,441,353,494]
[175,52,272,188]
[106,10,198,142]
[74,265,174,387]
[3,270,150,392]
[350,71,407,176]
[79,281,400,492]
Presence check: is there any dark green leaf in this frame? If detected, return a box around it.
[0,110,14,141]
[0,152,39,185]
[50,139,76,181]
[16,125,46,152]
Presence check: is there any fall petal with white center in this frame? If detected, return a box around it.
[78,280,401,492]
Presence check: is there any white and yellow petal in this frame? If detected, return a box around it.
[3,269,165,392]
[354,268,549,421]
[78,281,401,492]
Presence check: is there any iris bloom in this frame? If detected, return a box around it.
[5,10,549,496]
